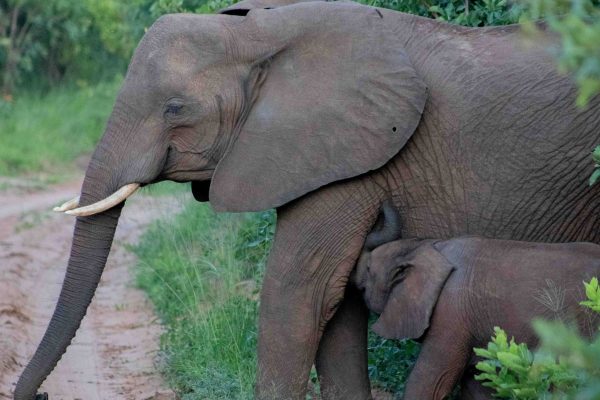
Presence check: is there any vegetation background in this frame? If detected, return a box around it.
[1,0,598,398]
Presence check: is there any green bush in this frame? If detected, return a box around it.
[0,0,131,94]
[474,327,579,399]
[0,78,119,176]
[580,276,600,311]
[359,0,523,26]
[474,278,600,399]
[523,0,600,107]
[0,0,243,95]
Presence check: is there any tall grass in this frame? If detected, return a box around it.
[0,79,119,176]
[133,203,274,399]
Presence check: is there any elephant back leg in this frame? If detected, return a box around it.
[315,285,372,400]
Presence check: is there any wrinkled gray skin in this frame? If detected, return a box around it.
[359,232,600,399]
[15,1,600,399]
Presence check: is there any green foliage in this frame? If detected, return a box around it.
[580,277,600,312]
[0,0,241,95]
[523,0,600,107]
[474,327,578,399]
[0,78,119,176]
[475,279,600,399]
[149,0,238,16]
[0,1,132,94]
[367,321,420,396]
[359,0,523,26]
[533,320,600,399]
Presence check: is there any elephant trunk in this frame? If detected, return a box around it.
[13,207,123,400]
[14,125,129,399]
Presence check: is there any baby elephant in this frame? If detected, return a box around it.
[354,203,600,400]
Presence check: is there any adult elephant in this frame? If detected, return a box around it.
[15,1,600,399]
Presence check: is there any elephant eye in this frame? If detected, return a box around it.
[391,263,410,284]
[164,102,184,118]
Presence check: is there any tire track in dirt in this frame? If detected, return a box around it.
[0,180,178,399]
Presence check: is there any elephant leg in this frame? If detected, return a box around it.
[403,308,471,400]
[457,372,494,400]
[403,336,469,400]
[315,285,372,400]
[255,179,382,400]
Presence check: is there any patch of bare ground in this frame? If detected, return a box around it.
[0,179,179,399]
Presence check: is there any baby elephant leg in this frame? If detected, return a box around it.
[403,317,472,400]
[458,373,494,400]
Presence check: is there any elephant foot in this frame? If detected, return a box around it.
[35,393,48,400]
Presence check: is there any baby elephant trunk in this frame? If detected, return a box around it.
[364,200,402,251]
[351,200,402,289]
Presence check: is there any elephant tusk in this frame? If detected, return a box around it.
[53,196,80,212]
[65,183,140,217]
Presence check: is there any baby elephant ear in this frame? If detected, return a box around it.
[210,2,427,212]
[373,244,454,340]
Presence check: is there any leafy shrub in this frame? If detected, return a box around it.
[474,278,600,399]
[359,0,523,26]
[474,327,578,399]
[523,0,600,107]
[0,0,240,95]
[580,276,600,311]
[0,0,134,94]
[148,0,239,16]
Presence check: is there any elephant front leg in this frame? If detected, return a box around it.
[255,181,382,400]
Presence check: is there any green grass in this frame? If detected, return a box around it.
[133,202,274,400]
[367,325,420,397]
[139,181,187,196]
[0,79,120,177]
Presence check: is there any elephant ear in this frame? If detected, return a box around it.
[210,2,427,212]
[372,243,454,340]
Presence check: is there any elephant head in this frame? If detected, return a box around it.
[367,239,455,340]
[15,2,427,398]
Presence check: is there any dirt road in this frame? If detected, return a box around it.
[0,179,176,399]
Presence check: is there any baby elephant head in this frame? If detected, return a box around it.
[368,240,455,340]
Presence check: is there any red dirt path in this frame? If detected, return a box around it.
[0,180,176,399]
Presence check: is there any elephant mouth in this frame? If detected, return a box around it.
[153,168,213,202]
[157,167,214,182]
[160,169,213,202]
